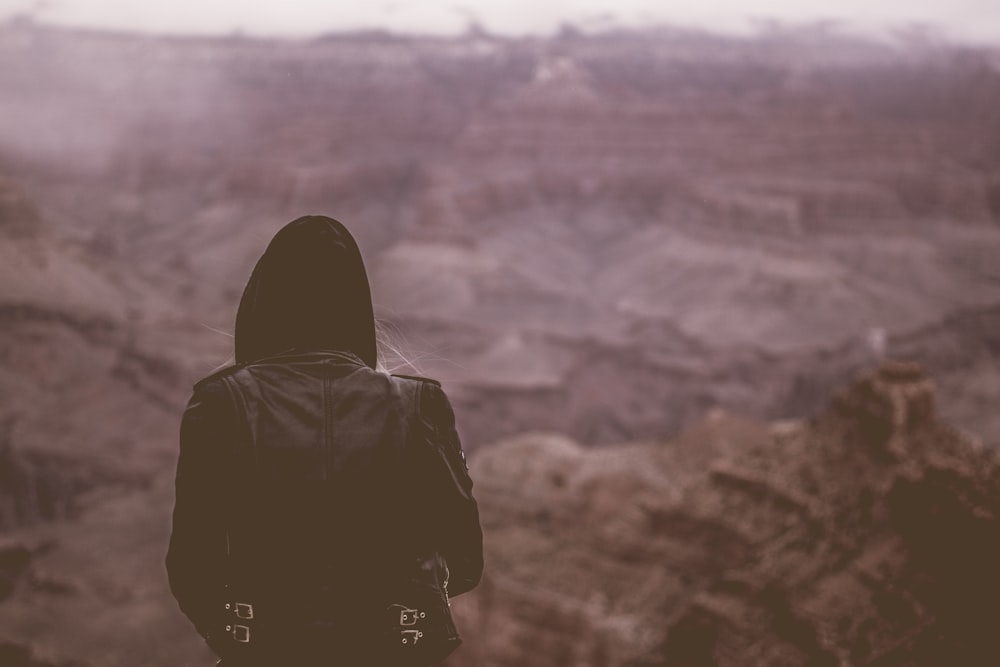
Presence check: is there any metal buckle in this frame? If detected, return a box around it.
[233,624,251,643]
[398,607,425,626]
[235,602,254,620]
[401,629,423,645]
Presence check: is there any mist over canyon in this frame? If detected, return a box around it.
[0,19,999,666]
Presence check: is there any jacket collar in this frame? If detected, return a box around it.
[251,348,367,367]
[193,349,367,390]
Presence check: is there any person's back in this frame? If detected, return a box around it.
[166,216,483,666]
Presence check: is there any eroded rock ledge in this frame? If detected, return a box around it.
[449,363,1000,667]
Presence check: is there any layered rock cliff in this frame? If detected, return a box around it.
[449,363,1000,666]
[4,22,1000,452]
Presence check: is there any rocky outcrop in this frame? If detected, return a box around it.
[448,363,1000,666]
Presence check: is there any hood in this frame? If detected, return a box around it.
[234,215,377,368]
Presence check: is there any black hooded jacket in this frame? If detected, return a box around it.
[166,216,483,664]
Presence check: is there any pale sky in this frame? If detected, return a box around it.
[2,0,1000,43]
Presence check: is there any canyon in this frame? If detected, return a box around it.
[0,19,999,665]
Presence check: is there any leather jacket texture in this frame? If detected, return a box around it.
[166,349,484,665]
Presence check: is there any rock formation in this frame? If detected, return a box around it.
[448,363,1000,666]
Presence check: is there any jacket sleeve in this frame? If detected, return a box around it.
[418,382,484,597]
[166,379,232,650]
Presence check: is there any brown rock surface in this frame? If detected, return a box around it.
[0,178,194,666]
[448,364,1000,666]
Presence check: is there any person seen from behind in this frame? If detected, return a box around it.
[166,215,484,666]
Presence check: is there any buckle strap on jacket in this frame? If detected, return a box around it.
[223,600,255,643]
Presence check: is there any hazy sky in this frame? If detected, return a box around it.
[3,0,1000,43]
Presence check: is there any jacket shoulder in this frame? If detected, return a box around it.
[391,373,448,422]
[192,363,243,391]
[390,372,441,388]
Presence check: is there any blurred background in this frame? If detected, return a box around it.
[1,1,999,665]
